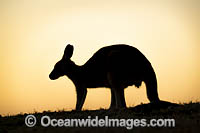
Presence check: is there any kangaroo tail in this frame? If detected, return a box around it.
[144,64,160,102]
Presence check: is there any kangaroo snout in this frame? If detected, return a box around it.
[49,72,57,80]
[49,73,55,80]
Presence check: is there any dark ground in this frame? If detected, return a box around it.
[0,101,199,133]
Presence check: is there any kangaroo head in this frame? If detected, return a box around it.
[49,44,74,80]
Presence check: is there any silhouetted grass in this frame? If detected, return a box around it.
[0,101,199,133]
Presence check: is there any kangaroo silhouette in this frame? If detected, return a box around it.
[49,44,160,110]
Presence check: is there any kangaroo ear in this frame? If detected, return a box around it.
[63,44,74,59]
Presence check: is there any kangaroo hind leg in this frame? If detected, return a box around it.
[109,89,116,109]
[114,88,126,108]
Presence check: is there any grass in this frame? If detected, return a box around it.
[0,101,199,133]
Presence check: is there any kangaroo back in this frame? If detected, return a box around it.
[80,45,153,87]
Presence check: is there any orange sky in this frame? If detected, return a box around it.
[0,0,199,116]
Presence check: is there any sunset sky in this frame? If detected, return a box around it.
[0,0,199,116]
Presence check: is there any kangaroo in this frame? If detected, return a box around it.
[49,44,160,110]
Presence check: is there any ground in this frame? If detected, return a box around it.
[0,101,199,133]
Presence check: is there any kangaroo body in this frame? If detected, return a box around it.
[49,44,160,110]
